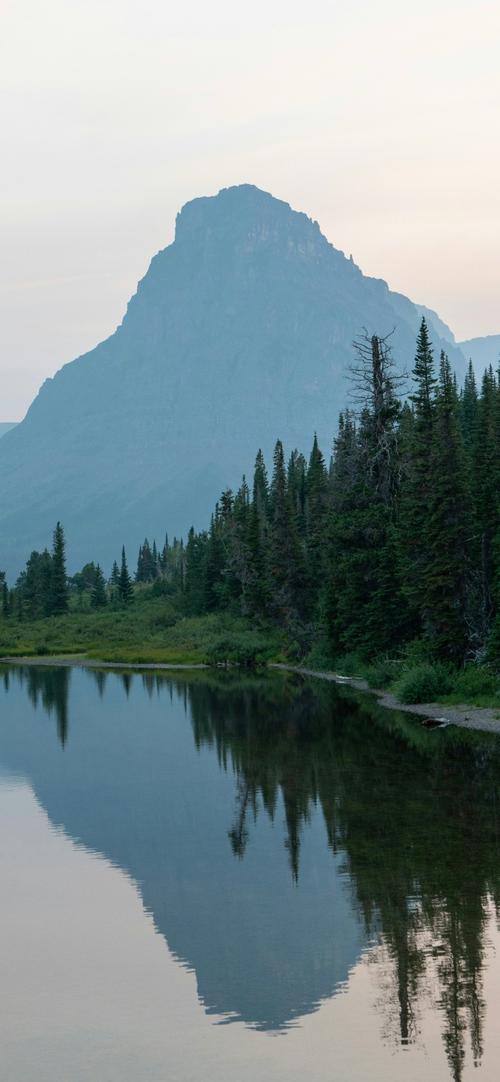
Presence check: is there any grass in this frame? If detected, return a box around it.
[0,595,283,667]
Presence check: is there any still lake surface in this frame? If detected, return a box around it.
[1,664,500,1082]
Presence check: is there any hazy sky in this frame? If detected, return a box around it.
[2,0,499,419]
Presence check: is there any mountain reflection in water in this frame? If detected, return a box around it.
[2,663,500,1081]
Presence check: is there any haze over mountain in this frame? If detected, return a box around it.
[459,335,500,375]
[0,184,470,578]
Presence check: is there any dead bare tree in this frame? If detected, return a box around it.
[348,330,407,507]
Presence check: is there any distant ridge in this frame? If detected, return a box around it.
[459,334,500,375]
[0,184,468,577]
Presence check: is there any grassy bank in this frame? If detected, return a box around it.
[0,595,283,666]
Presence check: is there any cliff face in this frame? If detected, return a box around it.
[0,184,467,576]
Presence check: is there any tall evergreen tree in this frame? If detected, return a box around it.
[326,337,405,656]
[117,546,133,604]
[423,353,470,662]
[268,439,307,629]
[473,367,500,638]
[50,522,68,615]
[305,435,329,608]
[0,572,9,618]
[399,317,437,631]
[247,450,270,616]
[90,564,107,609]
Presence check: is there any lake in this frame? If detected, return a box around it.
[1,663,500,1082]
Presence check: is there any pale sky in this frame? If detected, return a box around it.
[1,0,499,420]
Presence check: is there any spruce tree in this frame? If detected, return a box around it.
[459,359,478,455]
[50,522,69,615]
[247,450,270,616]
[229,478,253,612]
[90,564,107,609]
[184,527,209,613]
[423,353,470,662]
[136,544,144,582]
[0,572,8,618]
[472,367,500,636]
[204,510,226,610]
[118,546,133,604]
[399,318,437,631]
[326,336,405,658]
[305,434,329,609]
[268,440,307,629]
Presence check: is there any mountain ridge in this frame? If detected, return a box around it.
[459,334,500,375]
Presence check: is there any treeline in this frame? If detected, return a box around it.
[1,538,137,618]
[2,319,499,666]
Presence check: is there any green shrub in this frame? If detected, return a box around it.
[333,653,368,677]
[205,635,268,669]
[149,607,178,630]
[394,662,454,704]
[400,638,434,667]
[304,642,334,671]
[364,658,399,688]
[450,666,500,701]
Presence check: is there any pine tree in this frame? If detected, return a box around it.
[90,564,107,608]
[326,337,405,657]
[117,546,133,604]
[423,353,470,662]
[247,450,270,616]
[459,359,478,455]
[399,318,437,631]
[288,450,307,537]
[472,367,500,638]
[204,510,226,610]
[136,544,144,582]
[305,434,329,609]
[110,560,120,587]
[231,477,253,613]
[0,572,9,618]
[50,522,68,615]
[268,440,307,629]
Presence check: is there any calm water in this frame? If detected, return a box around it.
[1,666,500,1081]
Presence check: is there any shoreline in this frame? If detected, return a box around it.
[272,663,500,735]
[0,654,208,671]
[2,654,500,735]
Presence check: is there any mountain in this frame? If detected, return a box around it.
[0,423,17,439]
[0,184,468,578]
[459,335,500,375]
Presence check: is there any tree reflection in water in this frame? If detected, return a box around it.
[181,672,500,1082]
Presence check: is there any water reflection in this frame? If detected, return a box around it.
[1,664,500,1082]
[2,663,70,746]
